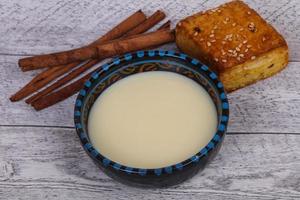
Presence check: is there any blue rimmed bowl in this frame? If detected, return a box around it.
[74,50,229,187]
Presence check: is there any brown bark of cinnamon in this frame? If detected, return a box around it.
[19,10,146,72]
[10,10,147,102]
[20,28,173,72]
[25,11,166,104]
[19,10,146,71]
[88,10,146,46]
[123,10,165,36]
[32,71,94,111]
[19,11,167,71]
[95,29,174,59]
[32,29,175,110]
[26,59,98,104]
[10,62,81,102]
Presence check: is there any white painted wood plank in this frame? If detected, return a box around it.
[0,127,299,200]
[1,55,300,133]
[0,0,299,61]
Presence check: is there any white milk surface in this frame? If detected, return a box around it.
[88,71,217,169]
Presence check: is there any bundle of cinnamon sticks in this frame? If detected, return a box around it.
[10,10,175,110]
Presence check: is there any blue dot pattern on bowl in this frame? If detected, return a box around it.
[103,158,111,167]
[148,50,155,57]
[125,167,133,174]
[175,163,183,170]
[164,166,173,174]
[79,89,86,96]
[191,155,200,162]
[125,53,133,60]
[139,169,147,176]
[92,72,99,79]
[154,168,162,176]
[84,80,91,88]
[102,63,110,71]
[74,50,229,176]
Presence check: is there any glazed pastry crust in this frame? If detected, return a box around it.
[175,0,288,92]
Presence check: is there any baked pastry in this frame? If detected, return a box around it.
[175,0,288,92]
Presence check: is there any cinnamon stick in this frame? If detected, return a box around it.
[10,10,147,102]
[88,10,147,46]
[26,11,166,104]
[123,10,165,37]
[32,29,175,110]
[26,59,98,104]
[10,62,81,102]
[19,28,173,71]
[19,10,146,72]
[32,72,92,111]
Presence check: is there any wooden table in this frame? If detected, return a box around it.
[0,0,299,199]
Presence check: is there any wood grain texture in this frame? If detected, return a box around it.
[0,0,300,199]
[2,55,300,133]
[0,127,299,200]
[0,0,299,61]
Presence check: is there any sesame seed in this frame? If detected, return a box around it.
[178,22,182,27]
[199,38,204,41]
[247,11,251,15]
[240,28,244,31]
[251,56,256,60]
[232,23,236,27]
[207,42,211,47]
[223,21,228,24]
[239,54,244,57]
[247,44,252,48]
[222,59,227,63]
[211,39,216,43]
[243,40,248,44]
[214,58,219,62]
[211,30,215,33]
[237,57,241,61]
[224,34,234,41]
[228,49,233,53]
[222,41,226,44]
[248,22,257,32]
[217,9,221,13]
[238,44,243,48]
[221,49,226,55]
[225,17,230,21]
[210,34,215,38]
[262,37,266,41]
[194,32,199,36]
[236,47,240,51]
[213,25,218,29]
[245,48,249,52]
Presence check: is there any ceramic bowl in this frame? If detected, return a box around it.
[74,50,229,187]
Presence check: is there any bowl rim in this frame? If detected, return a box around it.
[74,50,229,176]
